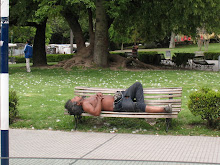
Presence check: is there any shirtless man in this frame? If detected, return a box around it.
[65,82,172,116]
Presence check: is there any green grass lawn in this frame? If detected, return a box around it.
[9,63,220,136]
[137,43,220,57]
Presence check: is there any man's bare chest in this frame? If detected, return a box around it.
[85,96,98,106]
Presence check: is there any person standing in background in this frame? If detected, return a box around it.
[24,40,33,72]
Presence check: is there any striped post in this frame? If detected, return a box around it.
[1,0,9,164]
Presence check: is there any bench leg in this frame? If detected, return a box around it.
[166,118,172,132]
[74,115,78,130]
[74,115,82,130]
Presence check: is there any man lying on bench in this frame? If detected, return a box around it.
[65,82,172,116]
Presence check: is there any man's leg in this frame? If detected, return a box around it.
[124,82,144,103]
[125,82,172,113]
[146,106,165,113]
[26,58,31,72]
[146,104,172,113]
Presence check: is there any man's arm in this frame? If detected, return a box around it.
[82,95,103,116]
[24,45,27,53]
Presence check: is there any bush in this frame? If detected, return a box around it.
[13,54,74,63]
[46,54,74,62]
[204,52,220,60]
[188,88,220,128]
[172,53,195,67]
[137,51,163,65]
[9,90,19,124]
[110,52,126,57]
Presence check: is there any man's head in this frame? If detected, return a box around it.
[65,96,85,116]
[27,40,31,45]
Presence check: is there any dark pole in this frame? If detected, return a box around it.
[1,0,9,164]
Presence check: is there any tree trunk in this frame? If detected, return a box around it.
[87,8,95,57]
[121,43,124,50]
[204,39,210,51]
[169,32,175,48]
[93,0,109,67]
[61,8,87,54]
[88,8,95,47]
[33,19,47,66]
[197,39,203,51]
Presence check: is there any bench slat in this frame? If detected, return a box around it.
[145,99,181,103]
[145,94,182,98]
[75,90,182,95]
[75,93,182,99]
[81,113,178,119]
[99,111,179,114]
[75,86,182,90]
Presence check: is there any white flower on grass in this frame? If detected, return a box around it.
[56,119,60,122]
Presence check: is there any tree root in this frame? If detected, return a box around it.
[52,54,160,70]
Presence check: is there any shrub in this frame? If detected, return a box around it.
[46,54,74,62]
[188,88,220,128]
[110,52,126,57]
[13,54,74,63]
[172,53,195,67]
[204,52,220,60]
[137,51,163,65]
[9,90,19,124]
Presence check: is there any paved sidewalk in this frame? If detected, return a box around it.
[1,129,220,164]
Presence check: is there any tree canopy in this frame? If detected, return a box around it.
[10,0,220,68]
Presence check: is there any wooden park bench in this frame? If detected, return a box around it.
[65,86,183,132]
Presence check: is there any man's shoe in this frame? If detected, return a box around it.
[164,104,172,113]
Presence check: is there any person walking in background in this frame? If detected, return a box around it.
[24,40,33,72]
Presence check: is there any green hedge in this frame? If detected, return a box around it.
[9,90,19,124]
[110,51,163,65]
[188,87,220,128]
[172,53,195,67]
[137,51,163,65]
[12,54,74,63]
[110,52,126,57]
[204,52,220,60]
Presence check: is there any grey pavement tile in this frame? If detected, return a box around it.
[0,129,220,164]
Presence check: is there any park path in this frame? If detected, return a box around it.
[1,129,220,164]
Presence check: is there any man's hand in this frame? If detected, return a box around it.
[96,92,103,100]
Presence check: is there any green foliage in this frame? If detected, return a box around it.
[204,52,220,60]
[110,52,126,57]
[13,54,74,63]
[188,88,220,129]
[137,52,163,65]
[46,54,74,62]
[9,90,19,124]
[9,26,36,43]
[172,53,195,67]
